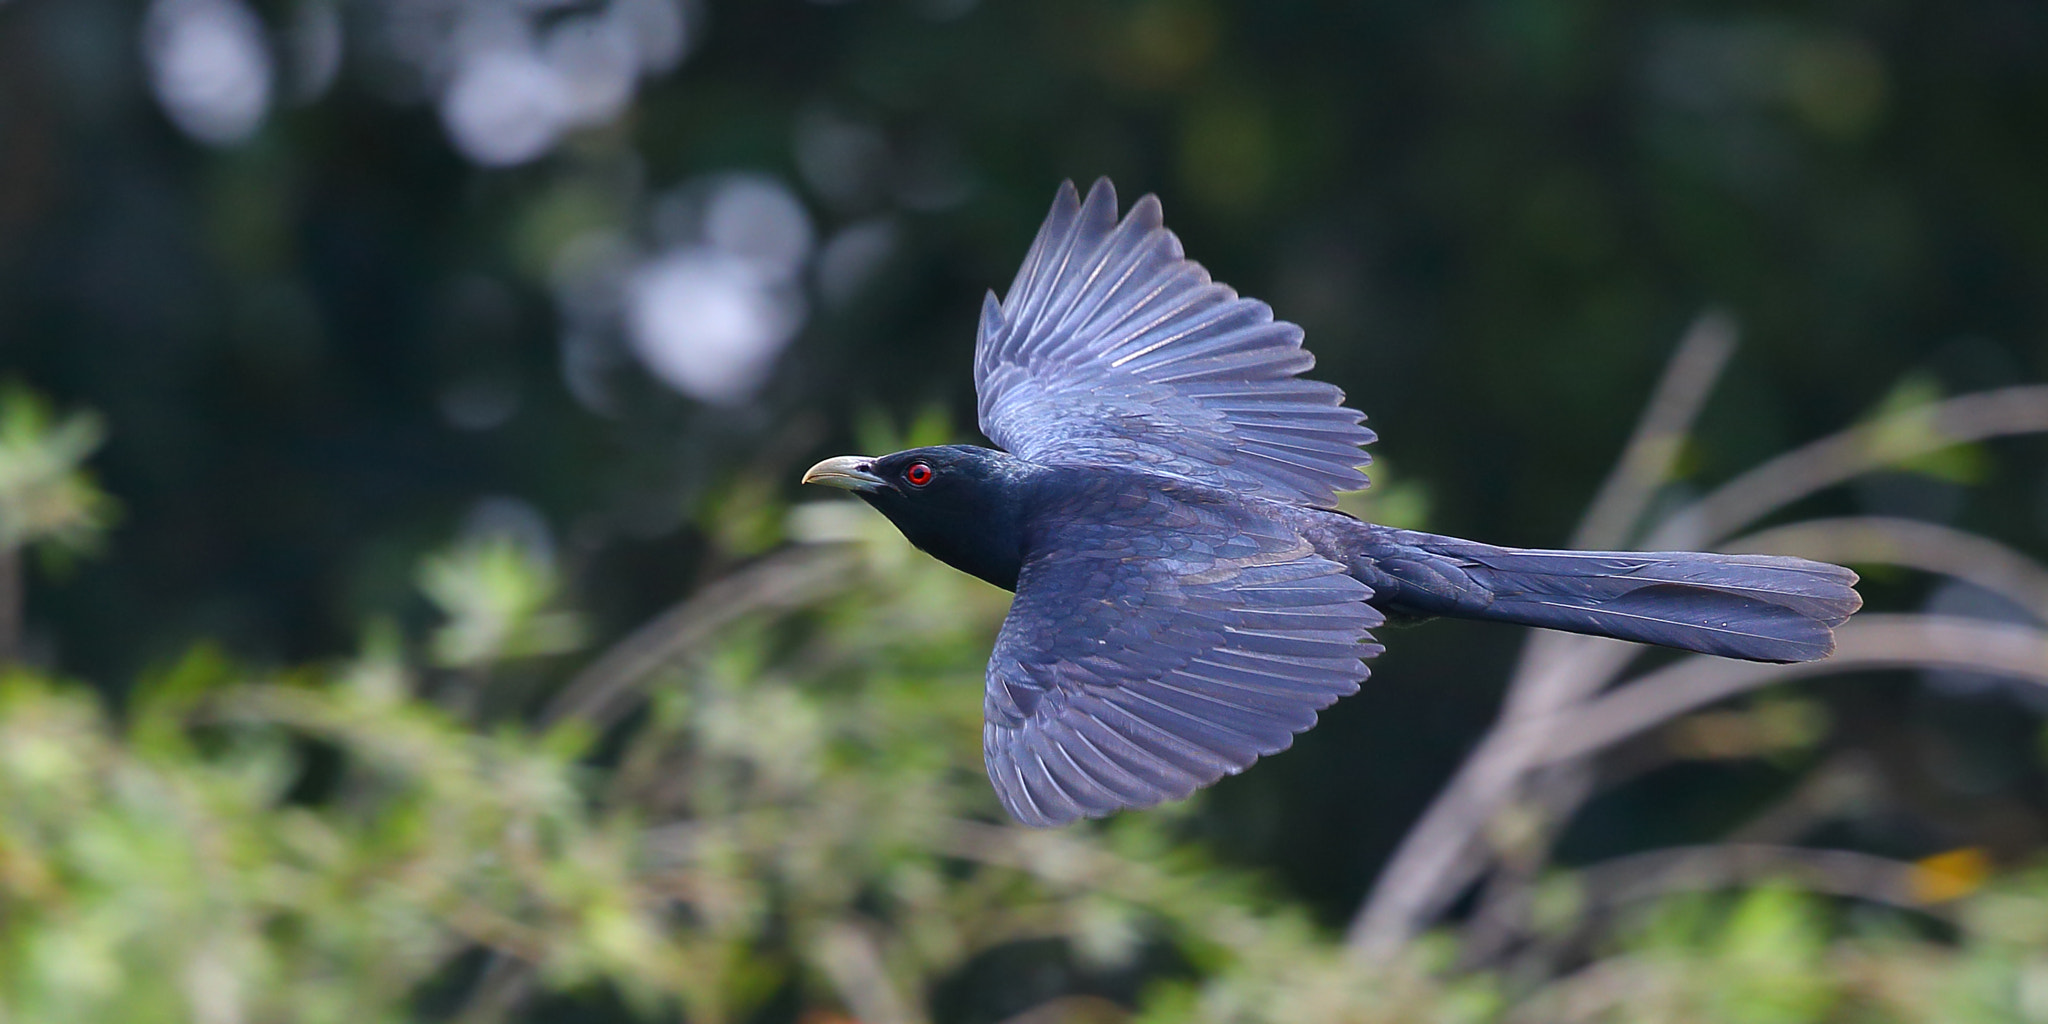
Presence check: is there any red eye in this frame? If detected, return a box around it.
[904,462,934,487]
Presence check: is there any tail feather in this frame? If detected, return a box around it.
[1355,529,1863,664]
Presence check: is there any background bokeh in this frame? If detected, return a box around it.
[2,1,2047,1021]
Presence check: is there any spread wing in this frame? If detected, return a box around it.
[983,484,1382,826]
[974,178,1375,509]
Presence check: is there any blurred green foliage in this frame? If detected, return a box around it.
[0,386,114,559]
[7,468,1502,1022]
[5,460,2048,1022]
[419,536,587,669]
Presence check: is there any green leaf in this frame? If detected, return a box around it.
[0,384,116,556]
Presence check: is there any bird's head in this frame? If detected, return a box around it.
[801,444,1031,591]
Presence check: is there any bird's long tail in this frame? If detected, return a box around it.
[1350,527,1862,663]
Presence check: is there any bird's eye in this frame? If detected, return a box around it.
[904,462,934,487]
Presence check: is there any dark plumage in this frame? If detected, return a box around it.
[804,179,1862,827]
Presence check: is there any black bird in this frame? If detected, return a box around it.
[804,179,1861,827]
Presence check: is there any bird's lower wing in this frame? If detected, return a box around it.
[984,493,1381,827]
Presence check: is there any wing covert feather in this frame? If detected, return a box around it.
[975,179,1375,508]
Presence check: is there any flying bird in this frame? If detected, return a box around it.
[804,179,1861,827]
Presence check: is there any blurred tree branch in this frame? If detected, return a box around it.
[1648,384,2048,551]
[1533,616,2048,766]
[1731,516,2048,621]
[1351,323,2048,960]
[1568,310,1738,552]
[540,545,861,730]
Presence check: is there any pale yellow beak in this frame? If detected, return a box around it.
[801,455,887,492]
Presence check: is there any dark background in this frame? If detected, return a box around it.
[3,0,2045,928]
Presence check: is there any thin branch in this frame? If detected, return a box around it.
[1730,516,2048,621]
[1485,529,2048,942]
[455,953,534,1024]
[1481,842,1940,985]
[1352,323,1741,957]
[991,996,1130,1024]
[1535,615,2048,766]
[1570,310,1739,551]
[541,545,860,730]
[1454,763,1595,969]
[1502,635,1645,723]
[1567,843,1937,915]
[811,919,927,1024]
[1514,314,1738,718]
[1358,511,2048,956]
[1354,383,2048,959]
[929,818,1275,952]
[1647,384,2048,550]
[1722,752,1884,845]
[1350,616,2048,956]
[1506,954,1654,1024]
[1346,737,1527,956]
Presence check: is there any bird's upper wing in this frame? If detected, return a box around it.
[974,178,1374,509]
[983,480,1381,826]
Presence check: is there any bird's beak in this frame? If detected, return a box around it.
[801,455,887,493]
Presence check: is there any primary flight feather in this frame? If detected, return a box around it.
[804,178,1861,827]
